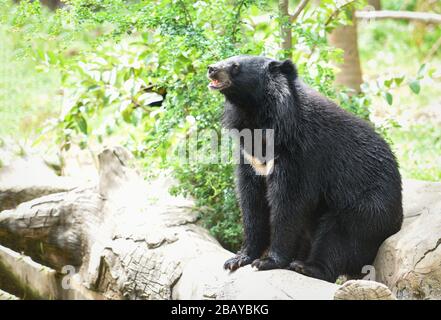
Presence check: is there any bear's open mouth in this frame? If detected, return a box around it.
[208,78,230,90]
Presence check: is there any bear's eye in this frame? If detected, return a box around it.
[231,63,240,75]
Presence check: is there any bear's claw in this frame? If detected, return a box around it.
[224,253,253,271]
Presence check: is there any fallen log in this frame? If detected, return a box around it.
[374,180,441,299]
[0,288,18,300]
[0,146,393,300]
[0,156,78,211]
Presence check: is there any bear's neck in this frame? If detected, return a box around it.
[221,80,304,147]
[222,97,271,131]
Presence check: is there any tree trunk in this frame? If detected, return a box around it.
[0,147,393,300]
[367,0,381,10]
[279,0,292,59]
[40,0,62,9]
[328,10,363,92]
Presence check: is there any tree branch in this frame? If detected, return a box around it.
[290,0,310,23]
[325,0,358,26]
[355,10,441,24]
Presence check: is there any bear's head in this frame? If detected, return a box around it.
[207,55,297,105]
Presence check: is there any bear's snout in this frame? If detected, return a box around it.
[207,65,219,76]
[207,63,232,91]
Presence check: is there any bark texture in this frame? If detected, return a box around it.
[328,10,363,92]
[374,180,441,299]
[0,147,344,300]
[1,147,431,300]
[278,0,292,58]
[367,0,381,10]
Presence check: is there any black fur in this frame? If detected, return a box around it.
[210,55,403,282]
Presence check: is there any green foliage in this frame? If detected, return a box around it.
[2,0,439,252]
[52,39,166,152]
[0,0,384,252]
[359,63,430,108]
[50,0,367,251]
[52,0,266,251]
[389,124,441,182]
[170,163,241,249]
[0,3,60,139]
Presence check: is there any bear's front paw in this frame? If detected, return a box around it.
[251,256,285,270]
[224,253,253,271]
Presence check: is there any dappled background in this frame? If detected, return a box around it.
[0,0,440,252]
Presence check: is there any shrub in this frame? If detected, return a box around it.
[3,0,431,251]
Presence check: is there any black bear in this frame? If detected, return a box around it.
[207,55,403,282]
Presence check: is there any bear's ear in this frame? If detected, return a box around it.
[268,59,297,79]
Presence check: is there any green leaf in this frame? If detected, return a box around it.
[394,76,404,86]
[122,106,133,123]
[76,116,88,135]
[62,142,71,152]
[87,85,100,91]
[79,140,87,150]
[409,80,421,94]
[384,79,393,88]
[417,64,427,78]
[383,92,393,105]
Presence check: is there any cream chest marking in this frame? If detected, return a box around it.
[242,150,274,176]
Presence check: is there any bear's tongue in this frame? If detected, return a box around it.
[210,79,220,86]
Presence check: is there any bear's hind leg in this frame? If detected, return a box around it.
[288,213,376,283]
[287,227,344,283]
[293,233,312,262]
